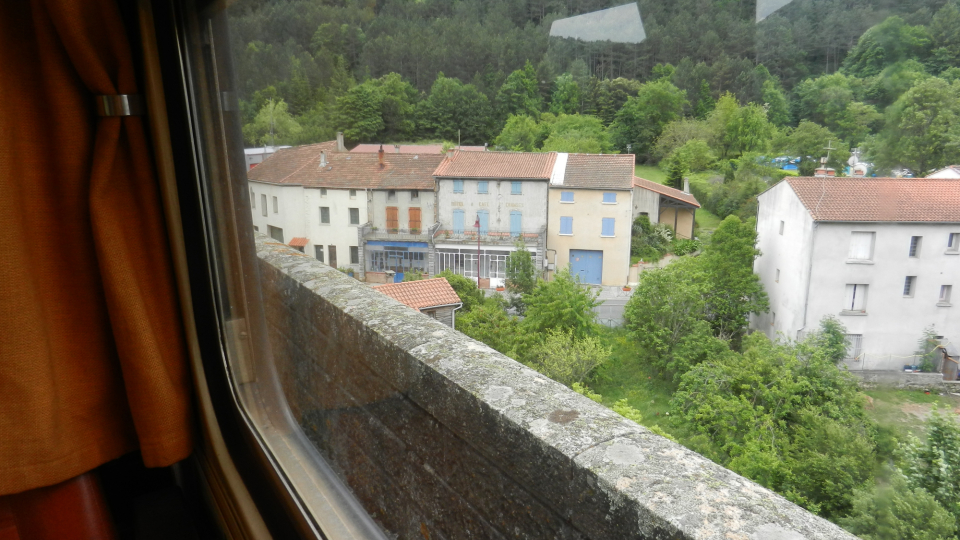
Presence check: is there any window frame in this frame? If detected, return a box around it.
[272,196,278,214]
[560,191,574,203]
[947,232,959,253]
[779,221,784,235]
[477,181,488,194]
[842,284,869,314]
[453,180,464,194]
[348,207,360,225]
[559,216,573,236]
[511,181,522,195]
[940,285,953,306]
[847,231,875,263]
[602,192,616,204]
[903,276,916,297]
[349,246,360,265]
[909,236,922,257]
[319,206,330,225]
[601,217,615,238]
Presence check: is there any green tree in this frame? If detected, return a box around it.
[665,152,687,190]
[417,73,493,144]
[456,300,528,360]
[505,245,537,315]
[700,215,768,346]
[526,329,611,386]
[761,79,791,127]
[722,102,775,159]
[670,139,715,173]
[522,268,600,339]
[651,118,710,163]
[794,72,863,134]
[774,121,850,174]
[840,469,958,540]
[875,77,960,174]
[611,79,687,162]
[915,325,942,372]
[901,412,960,523]
[540,114,615,153]
[835,101,883,147]
[495,114,540,151]
[694,80,715,120]
[496,61,542,121]
[806,316,849,365]
[550,73,581,115]
[437,270,485,313]
[843,16,932,78]
[334,84,385,144]
[242,99,303,147]
[623,257,733,381]
[929,2,960,74]
[370,73,418,141]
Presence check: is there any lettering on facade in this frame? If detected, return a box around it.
[451,202,464,206]
[478,202,489,207]
[505,203,523,208]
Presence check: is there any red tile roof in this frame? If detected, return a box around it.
[433,150,557,179]
[351,144,486,154]
[374,278,462,311]
[633,177,701,208]
[288,237,309,248]
[559,154,635,190]
[247,141,444,190]
[785,177,960,222]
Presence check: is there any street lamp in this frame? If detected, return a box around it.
[474,215,481,285]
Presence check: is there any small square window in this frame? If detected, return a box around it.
[253,225,259,232]
[601,218,615,237]
[453,180,464,193]
[602,192,616,204]
[320,188,327,197]
[387,190,396,200]
[477,181,488,194]
[411,190,419,200]
[940,285,953,305]
[779,221,784,235]
[320,207,330,224]
[349,189,357,199]
[909,236,922,257]
[775,269,780,282]
[559,216,573,235]
[904,276,916,297]
[560,191,574,203]
[511,181,521,195]
[350,246,359,265]
[272,196,278,213]
[349,208,359,225]
[848,231,875,261]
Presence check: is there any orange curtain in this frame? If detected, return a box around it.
[0,0,193,494]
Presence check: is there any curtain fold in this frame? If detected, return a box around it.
[0,0,193,494]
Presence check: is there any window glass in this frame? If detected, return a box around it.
[941,285,953,304]
[315,245,324,263]
[261,194,267,217]
[909,236,922,257]
[602,192,616,203]
[949,233,959,250]
[387,190,396,200]
[272,196,278,213]
[601,217,615,237]
[320,207,330,224]
[250,189,255,208]
[350,246,359,265]
[560,216,573,235]
[904,276,916,297]
[349,189,357,199]
[560,191,573,203]
[349,208,360,225]
[320,187,327,197]
[410,190,418,200]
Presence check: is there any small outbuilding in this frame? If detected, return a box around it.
[374,278,463,328]
[939,342,959,381]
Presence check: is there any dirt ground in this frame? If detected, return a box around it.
[865,389,960,437]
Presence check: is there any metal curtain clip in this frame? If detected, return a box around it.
[95,94,144,117]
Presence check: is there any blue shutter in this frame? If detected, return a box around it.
[478,210,489,234]
[510,211,522,237]
[560,216,573,235]
[453,209,464,234]
[601,218,615,236]
[603,192,616,203]
[478,181,488,194]
[512,181,522,195]
[560,191,574,203]
[454,180,463,193]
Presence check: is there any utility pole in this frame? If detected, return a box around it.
[474,215,481,286]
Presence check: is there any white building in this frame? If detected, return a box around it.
[927,165,960,179]
[244,146,290,170]
[247,141,442,275]
[751,177,960,370]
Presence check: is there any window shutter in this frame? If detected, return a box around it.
[453,210,464,234]
[386,207,399,230]
[560,217,572,235]
[478,211,489,234]
[602,218,615,237]
[603,192,616,203]
[848,232,873,260]
[512,181,521,195]
[510,211,521,237]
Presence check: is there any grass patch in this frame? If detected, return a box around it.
[864,388,960,440]
[634,165,666,184]
[695,208,722,231]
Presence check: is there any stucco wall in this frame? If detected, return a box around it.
[255,234,856,540]
[437,178,547,233]
[369,188,436,231]
[631,186,659,221]
[657,207,695,239]
[547,188,632,286]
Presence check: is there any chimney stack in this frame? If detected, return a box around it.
[378,144,385,168]
[394,144,401,153]
[336,132,345,152]
[319,151,327,167]
[683,177,690,194]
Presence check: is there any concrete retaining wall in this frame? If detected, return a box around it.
[255,234,855,539]
[853,370,960,392]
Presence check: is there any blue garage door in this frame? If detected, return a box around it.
[570,249,603,285]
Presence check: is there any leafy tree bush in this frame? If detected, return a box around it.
[630,215,672,262]
[612,79,687,162]
[242,99,303,146]
[665,152,687,190]
[504,245,536,314]
[900,411,960,522]
[455,300,529,360]
[417,74,493,144]
[437,270,485,312]
[402,268,424,281]
[669,139,716,173]
[495,114,539,151]
[522,268,600,339]
[916,325,942,372]
[496,61,542,121]
[670,238,701,256]
[840,468,958,540]
[525,329,610,386]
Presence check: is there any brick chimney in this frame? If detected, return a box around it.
[378,144,385,168]
[336,132,345,152]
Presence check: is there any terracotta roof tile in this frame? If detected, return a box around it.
[247,141,444,190]
[633,177,701,207]
[558,154,635,190]
[351,144,486,154]
[785,177,960,222]
[288,237,309,247]
[374,278,462,311]
[433,150,556,179]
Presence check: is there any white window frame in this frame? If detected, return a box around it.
[320,207,330,225]
[939,285,953,306]
[847,231,875,262]
[349,208,360,225]
[842,284,869,314]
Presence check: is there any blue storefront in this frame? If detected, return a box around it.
[365,241,430,282]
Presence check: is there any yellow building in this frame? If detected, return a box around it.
[546,154,635,286]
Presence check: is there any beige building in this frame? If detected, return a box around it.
[631,177,700,239]
[547,154,635,286]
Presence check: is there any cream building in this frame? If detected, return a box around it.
[547,154,636,286]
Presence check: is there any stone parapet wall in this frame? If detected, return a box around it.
[254,233,855,540]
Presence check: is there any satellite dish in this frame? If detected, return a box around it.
[848,155,858,166]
